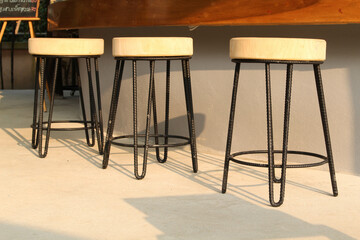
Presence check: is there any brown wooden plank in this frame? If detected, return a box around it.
[0,21,7,43]
[0,18,40,21]
[28,21,35,38]
[48,0,360,31]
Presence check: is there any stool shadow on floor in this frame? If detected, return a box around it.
[1,124,104,166]
[125,193,356,240]
[1,128,39,157]
[1,128,104,168]
[0,221,88,240]
[0,90,105,165]
[29,113,206,178]
[0,90,336,202]
[153,150,335,206]
[0,90,39,156]
[55,135,104,167]
[104,113,205,178]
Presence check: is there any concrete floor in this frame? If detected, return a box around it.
[0,90,360,240]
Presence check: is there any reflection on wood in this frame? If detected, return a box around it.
[48,0,360,30]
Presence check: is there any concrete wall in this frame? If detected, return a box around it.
[79,24,360,176]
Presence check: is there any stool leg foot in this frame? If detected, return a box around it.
[37,58,59,158]
[102,60,124,169]
[222,63,241,193]
[313,64,338,197]
[31,57,40,149]
[182,59,198,173]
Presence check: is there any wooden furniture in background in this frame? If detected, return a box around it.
[48,0,360,30]
[1,0,41,88]
[0,0,49,109]
[0,0,40,42]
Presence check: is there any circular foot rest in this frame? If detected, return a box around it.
[111,134,190,148]
[32,120,96,131]
[230,150,328,168]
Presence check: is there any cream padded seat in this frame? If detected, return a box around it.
[112,37,193,57]
[28,38,104,56]
[230,37,326,61]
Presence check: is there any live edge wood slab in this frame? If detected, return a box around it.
[48,0,360,31]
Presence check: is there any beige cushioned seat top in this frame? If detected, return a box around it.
[230,37,326,61]
[28,38,104,56]
[113,37,193,57]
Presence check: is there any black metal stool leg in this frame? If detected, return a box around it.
[102,60,124,169]
[133,60,155,179]
[313,64,338,197]
[265,63,277,205]
[94,57,104,154]
[85,57,103,154]
[70,58,77,96]
[181,59,198,173]
[37,58,59,158]
[77,59,92,146]
[85,58,96,147]
[31,57,40,149]
[268,63,294,207]
[163,60,171,161]
[151,71,160,159]
[152,60,170,163]
[222,62,241,193]
[265,63,282,182]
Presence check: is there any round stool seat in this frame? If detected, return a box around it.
[230,37,326,61]
[112,37,193,57]
[28,38,104,56]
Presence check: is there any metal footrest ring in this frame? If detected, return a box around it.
[31,120,95,131]
[230,150,328,168]
[110,134,190,148]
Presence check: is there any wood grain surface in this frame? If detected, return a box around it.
[48,0,360,30]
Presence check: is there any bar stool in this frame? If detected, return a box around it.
[102,37,198,179]
[221,37,338,207]
[29,38,104,158]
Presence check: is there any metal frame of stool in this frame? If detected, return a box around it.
[102,56,198,180]
[31,55,104,158]
[222,59,338,207]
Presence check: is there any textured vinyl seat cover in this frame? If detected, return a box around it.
[28,38,104,56]
[112,37,193,57]
[230,37,326,61]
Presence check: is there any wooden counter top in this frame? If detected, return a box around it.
[48,0,360,31]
